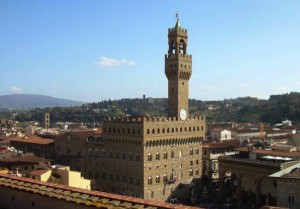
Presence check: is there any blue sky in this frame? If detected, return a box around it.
[1,1,300,102]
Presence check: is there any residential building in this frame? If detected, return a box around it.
[29,164,91,190]
[270,162,300,209]
[210,128,232,141]
[202,140,240,197]
[9,135,54,159]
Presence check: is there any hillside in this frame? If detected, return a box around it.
[2,92,300,126]
[0,94,84,109]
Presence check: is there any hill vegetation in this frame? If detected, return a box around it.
[1,92,300,126]
[0,94,84,109]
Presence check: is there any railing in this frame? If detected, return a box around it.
[219,155,282,168]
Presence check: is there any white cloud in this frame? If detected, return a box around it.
[10,86,23,94]
[237,83,250,89]
[96,56,136,68]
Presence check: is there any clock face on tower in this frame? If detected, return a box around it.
[179,109,187,120]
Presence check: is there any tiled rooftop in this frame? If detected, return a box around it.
[0,173,201,209]
[236,147,300,158]
[10,135,54,145]
[202,140,240,149]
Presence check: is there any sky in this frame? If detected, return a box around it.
[1,1,300,103]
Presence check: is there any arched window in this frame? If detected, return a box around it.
[101,150,106,158]
[163,151,168,159]
[148,177,152,185]
[148,153,152,161]
[171,41,176,54]
[156,176,160,183]
[179,39,185,54]
[171,151,175,158]
[147,129,150,134]
[156,153,160,160]
[189,169,193,176]
[95,149,99,157]
[128,153,133,161]
[88,148,93,156]
[179,150,182,158]
[163,174,167,183]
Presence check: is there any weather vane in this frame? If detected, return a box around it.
[176,12,179,21]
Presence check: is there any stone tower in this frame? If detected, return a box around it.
[44,113,50,129]
[165,15,192,120]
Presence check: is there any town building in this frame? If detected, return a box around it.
[218,144,300,208]
[97,16,205,203]
[210,128,232,141]
[270,162,300,209]
[202,140,240,198]
[53,17,205,204]
[9,135,54,159]
[29,164,91,190]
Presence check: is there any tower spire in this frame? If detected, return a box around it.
[175,12,181,28]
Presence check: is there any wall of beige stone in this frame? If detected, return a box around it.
[277,180,300,209]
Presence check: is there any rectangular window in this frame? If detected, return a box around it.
[122,176,127,183]
[129,153,133,161]
[129,177,133,184]
[136,178,141,186]
[136,154,140,162]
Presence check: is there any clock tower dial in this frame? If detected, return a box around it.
[165,14,191,120]
[179,109,187,120]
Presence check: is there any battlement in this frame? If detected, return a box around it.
[168,27,187,34]
[165,54,192,59]
[105,116,205,124]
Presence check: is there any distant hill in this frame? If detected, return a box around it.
[0,94,85,109]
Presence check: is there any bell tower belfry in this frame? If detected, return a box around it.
[165,14,192,120]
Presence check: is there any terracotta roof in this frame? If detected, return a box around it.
[0,173,202,209]
[0,155,45,164]
[203,140,240,149]
[29,169,49,176]
[236,147,300,158]
[211,128,227,132]
[10,135,54,145]
[231,129,260,133]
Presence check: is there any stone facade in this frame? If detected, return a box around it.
[53,17,206,203]
[94,116,205,202]
[85,18,206,203]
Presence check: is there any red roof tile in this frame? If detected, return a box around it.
[10,135,54,145]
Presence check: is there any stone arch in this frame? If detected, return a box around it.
[179,39,186,54]
[239,172,256,206]
[259,176,277,206]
